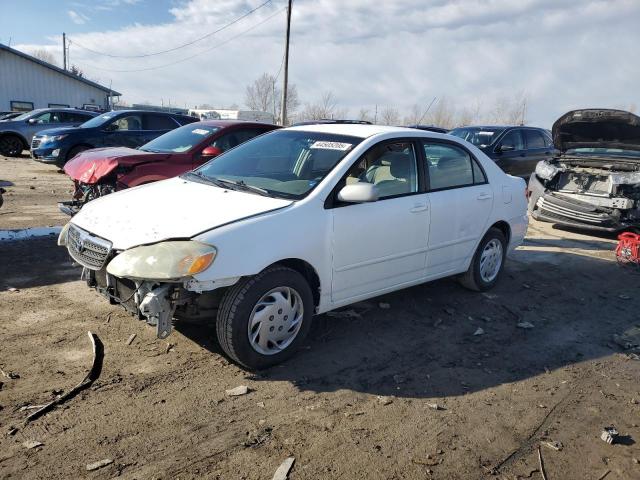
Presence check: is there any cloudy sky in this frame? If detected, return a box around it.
[1,0,639,126]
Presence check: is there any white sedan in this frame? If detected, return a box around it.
[59,124,528,369]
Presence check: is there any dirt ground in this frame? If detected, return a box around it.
[0,155,639,480]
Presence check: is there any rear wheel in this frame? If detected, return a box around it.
[459,227,507,291]
[216,265,314,370]
[0,135,25,157]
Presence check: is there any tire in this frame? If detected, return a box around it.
[216,265,314,370]
[66,145,90,162]
[0,135,25,157]
[459,227,507,292]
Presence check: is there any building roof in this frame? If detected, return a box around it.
[0,43,121,96]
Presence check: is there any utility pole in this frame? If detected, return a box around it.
[62,32,67,70]
[280,0,292,126]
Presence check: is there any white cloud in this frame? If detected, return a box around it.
[67,10,90,25]
[17,0,640,126]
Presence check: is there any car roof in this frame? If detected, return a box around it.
[194,120,278,128]
[286,123,420,138]
[454,125,546,130]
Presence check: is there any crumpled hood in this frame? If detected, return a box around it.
[64,147,159,184]
[553,109,640,152]
[70,177,293,250]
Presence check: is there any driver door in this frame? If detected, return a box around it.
[330,140,430,303]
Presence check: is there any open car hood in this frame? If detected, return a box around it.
[553,109,640,152]
[71,177,293,250]
[64,147,160,184]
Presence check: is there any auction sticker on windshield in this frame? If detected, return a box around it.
[192,128,211,135]
[310,141,352,151]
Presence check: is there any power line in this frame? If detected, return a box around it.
[80,7,285,73]
[70,0,273,59]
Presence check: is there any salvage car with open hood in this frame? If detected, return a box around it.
[528,109,640,232]
[59,124,528,369]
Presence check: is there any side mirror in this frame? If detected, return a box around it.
[201,146,223,160]
[27,118,37,124]
[498,144,515,153]
[337,183,379,203]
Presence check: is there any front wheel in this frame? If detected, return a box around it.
[216,265,314,370]
[459,227,507,291]
[0,135,25,157]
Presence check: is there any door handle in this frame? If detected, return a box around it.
[477,193,492,200]
[410,203,428,213]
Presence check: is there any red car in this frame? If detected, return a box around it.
[60,120,279,215]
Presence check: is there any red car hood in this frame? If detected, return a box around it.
[64,147,166,184]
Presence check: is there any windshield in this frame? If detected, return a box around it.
[190,130,362,199]
[568,147,640,158]
[450,127,505,147]
[79,112,118,128]
[140,124,220,153]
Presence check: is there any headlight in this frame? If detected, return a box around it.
[535,161,559,180]
[57,222,70,246]
[106,241,216,280]
[42,134,68,143]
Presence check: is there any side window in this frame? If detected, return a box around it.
[34,112,61,124]
[343,141,418,199]
[144,114,178,130]
[499,130,524,151]
[525,129,546,149]
[212,129,262,152]
[423,142,485,190]
[112,114,143,131]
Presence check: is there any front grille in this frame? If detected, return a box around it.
[31,137,41,149]
[536,197,612,225]
[67,224,112,270]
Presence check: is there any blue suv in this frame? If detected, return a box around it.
[31,110,197,166]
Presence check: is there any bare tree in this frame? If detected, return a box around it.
[357,108,373,123]
[402,104,422,126]
[379,106,400,125]
[489,92,527,125]
[244,73,299,123]
[29,48,58,66]
[425,97,456,129]
[69,64,84,77]
[299,91,341,121]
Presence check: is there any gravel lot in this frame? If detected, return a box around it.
[1,155,639,479]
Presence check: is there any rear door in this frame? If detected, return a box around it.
[24,111,66,143]
[523,128,552,177]
[422,140,493,277]
[493,128,526,176]
[62,111,95,127]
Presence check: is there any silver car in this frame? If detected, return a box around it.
[0,108,97,157]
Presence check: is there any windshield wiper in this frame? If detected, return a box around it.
[182,170,221,186]
[212,177,271,197]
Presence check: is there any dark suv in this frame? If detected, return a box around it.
[449,125,553,177]
[31,110,198,166]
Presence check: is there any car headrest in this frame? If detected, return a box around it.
[386,152,412,179]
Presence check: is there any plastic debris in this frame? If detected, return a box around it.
[26,332,103,423]
[601,426,619,444]
[473,327,485,336]
[23,440,43,449]
[86,459,113,471]
[427,403,444,410]
[226,385,250,396]
[126,333,137,346]
[377,396,393,406]
[272,456,295,480]
[542,440,563,451]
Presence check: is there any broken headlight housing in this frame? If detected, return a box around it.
[57,222,70,246]
[106,241,216,281]
[535,161,559,181]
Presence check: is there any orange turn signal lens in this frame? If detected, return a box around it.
[186,252,216,275]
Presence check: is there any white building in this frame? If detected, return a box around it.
[0,43,120,112]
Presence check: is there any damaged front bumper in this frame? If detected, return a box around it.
[84,267,179,338]
[528,175,638,232]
